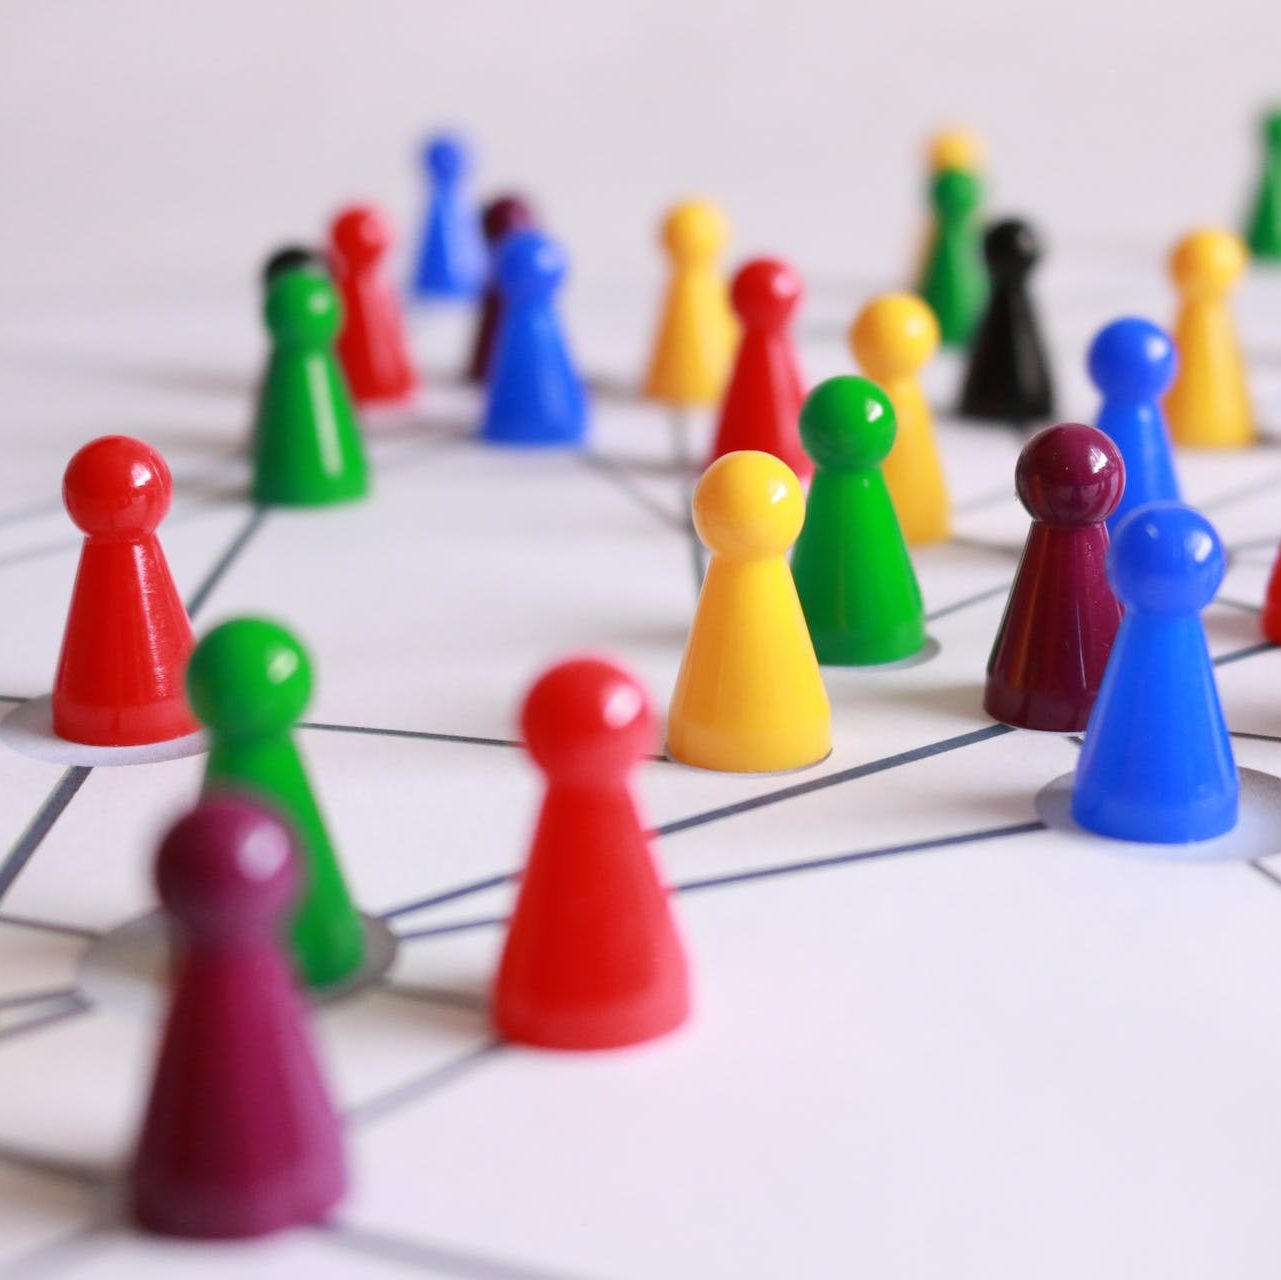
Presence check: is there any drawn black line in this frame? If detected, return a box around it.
[344,1040,505,1129]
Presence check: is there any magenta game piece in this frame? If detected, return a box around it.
[984,423,1124,732]
[467,194,536,382]
[130,797,346,1239]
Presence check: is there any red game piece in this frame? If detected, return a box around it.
[494,656,691,1050]
[467,194,536,382]
[53,436,197,746]
[707,258,809,478]
[131,796,346,1239]
[330,204,418,405]
[985,423,1124,732]
[1262,543,1281,643]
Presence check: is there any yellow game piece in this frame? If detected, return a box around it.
[850,294,949,545]
[667,451,831,772]
[1165,228,1254,449]
[928,125,986,174]
[643,201,736,407]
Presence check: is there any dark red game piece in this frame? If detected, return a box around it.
[467,194,536,382]
[707,258,809,478]
[494,656,691,1050]
[329,204,418,406]
[1263,544,1281,643]
[131,796,346,1239]
[984,423,1124,732]
[52,436,198,746]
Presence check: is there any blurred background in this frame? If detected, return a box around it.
[4,0,1281,309]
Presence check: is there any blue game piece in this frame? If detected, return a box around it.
[481,231,588,447]
[1087,318,1181,534]
[410,133,486,301]
[1072,503,1238,843]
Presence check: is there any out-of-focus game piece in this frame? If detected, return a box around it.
[467,194,536,382]
[792,377,926,666]
[1073,503,1238,842]
[644,200,736,407]
[667,450,830,772]
[958,218,1055,424]
[253,271,370,507]
[1261,540,1281,642]
[481,230,587,447]
[1165,228,1254,448]
[130,797,346,1238]
[707,258,808,477]
[1245,108,1281,260]
[1088,317,1181,532]
[985,424,1123,732]
[410,132,486,300]
[52,436,197,746]
[262,244,327,289]
[495,657,690,1050]
[187,618,366,989]
[850,293,949,544]
[919,147,987,348]
[329,204,418,406]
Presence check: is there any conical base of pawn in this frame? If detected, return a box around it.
[253,354,370,506]
[792,473,926,667]
[920,226,986,348]
[1246,169,1281,260]
[1262,544,1281,642]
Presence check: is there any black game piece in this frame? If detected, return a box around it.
[261,244,328,290]
[957,219,1055,425]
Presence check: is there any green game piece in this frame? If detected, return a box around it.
[1245,109,1281,261]
[791,376,926,666]
[187,617,365,989]
[253,272,370,507]
[919,169,988,348]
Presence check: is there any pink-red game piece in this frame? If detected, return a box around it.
[468,194,536,383]
[131,796,346,1239]
[494,656,691,1050]
[985,423,1124,732]
[330,204,418,406]
[707,258,809,478]
[53,436,197,746]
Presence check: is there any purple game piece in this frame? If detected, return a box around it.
[467,194,537,383]
[130,796,346,1239]
[984,423,1125,732]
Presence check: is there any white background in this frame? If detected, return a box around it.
[4,0,1281,304]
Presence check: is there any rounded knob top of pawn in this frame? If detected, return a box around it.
[928,125,985,172]
[424,133,470,180]
[265,271,343,347]
[731,258,802,328]
[261,244,327,291]
[850,293,939,380]
[496,230,566,301]
[799,375,897,473]
[1169,228,1245,299]
[482,195,535,245]
[156,796,298,937]
[187,617,313,741]
[984,218,1041,277]
[661,200,729,263]
[1088,317,1177,400]
[521,656,656,781]
[331,204,393,267]
[1015,423,1124,528]
[1109,502,1225,615]
[693,450,804,561]
[932,168,982,218]
[63,435,172,537]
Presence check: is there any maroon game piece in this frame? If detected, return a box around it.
[494,656,691,1050]
[707,258,809,478]
[330,204,419,405]
[131,797,346,1239]
[52,436,198,746]
[984,423,1124,732]
[467,194,536,382]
